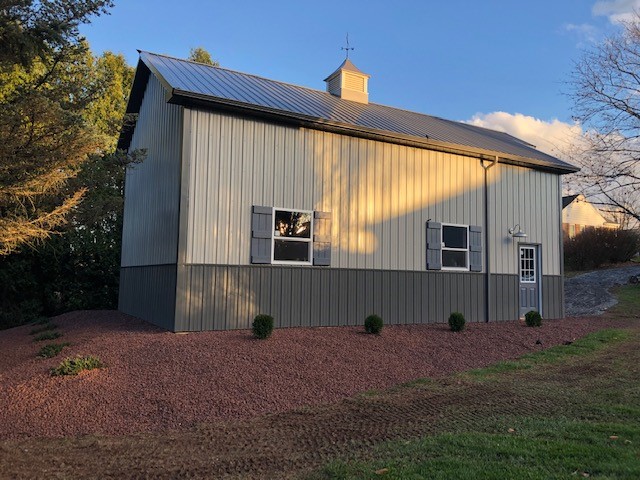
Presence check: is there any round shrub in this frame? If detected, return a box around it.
[524,310,542,327]
[364,314,383,335]
[252,314,274,339]
[448,312,466,332]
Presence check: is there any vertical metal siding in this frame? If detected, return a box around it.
[543,275,564,319]
[118,265,177,330]
[121,76,183,267]
[487,164,561,276]
[183,109,496,271]
[490,274,519,321]
[173,265,488,331]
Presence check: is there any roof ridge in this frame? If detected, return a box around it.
[143,52,450,118]
[142,50,339,99]
[141,52,541,148]
[128,51,578,173]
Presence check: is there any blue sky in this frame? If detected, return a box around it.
[81,0,637,154]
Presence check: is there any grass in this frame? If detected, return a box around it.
[31,316,51,325]
[310,288,640,480]
[51,355,104,376]
[317,422,639,480]
[33,331,62,342]
[313,330,640,479]
[609,284,640,317]
[464,328,629,380]
[37,342,71,358]
[29,323,58,335]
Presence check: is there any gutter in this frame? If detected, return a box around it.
[481,156,498,323]
[167,89,579,175]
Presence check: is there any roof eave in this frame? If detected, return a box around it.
[169,89,579,175]
[117,52,181,151]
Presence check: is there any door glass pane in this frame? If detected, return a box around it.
[520,247,536,283]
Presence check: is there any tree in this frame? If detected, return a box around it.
[0,46,99,255]
[0,0,113,255]
[188,46,219,66]
[0,48,142,329]
[569,14,640,225]
[85,51,135,150]
[0,147,145,329]
[0,0,113,67]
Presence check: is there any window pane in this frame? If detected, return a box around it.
[443,226,467,248]
[274,239,310,262]
[442,250,467,268]
[274,210,311,238]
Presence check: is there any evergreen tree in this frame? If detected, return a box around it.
[0,0,113,255]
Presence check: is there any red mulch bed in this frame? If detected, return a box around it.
[0,311,628,440]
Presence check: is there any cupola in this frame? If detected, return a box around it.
[324,58,370,104]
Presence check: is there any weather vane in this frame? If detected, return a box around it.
[341,33,354,59]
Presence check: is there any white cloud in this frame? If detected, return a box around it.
[592,0,640,24]
[466,112,585,159]
[563,22,599,43]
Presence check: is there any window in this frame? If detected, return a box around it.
[441,224,469,270]
[520,246,536,283]
[272,208,312,264]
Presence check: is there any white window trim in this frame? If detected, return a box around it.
[271,207,313,265]
[441,223,470,271]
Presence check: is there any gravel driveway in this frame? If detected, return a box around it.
[565,265,640,317]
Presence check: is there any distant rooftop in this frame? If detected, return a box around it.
[119,51,579,174]
[562,194,580,209]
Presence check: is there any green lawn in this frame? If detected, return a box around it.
[311,293,640,480]
[609,285,640,317]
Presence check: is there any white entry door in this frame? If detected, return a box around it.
[519,245,540,318]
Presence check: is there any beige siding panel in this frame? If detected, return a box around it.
[488,164,561,276]
[121,75,183,267]
[183,109,562,274]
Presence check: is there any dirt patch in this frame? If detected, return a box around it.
[0,310,631,441]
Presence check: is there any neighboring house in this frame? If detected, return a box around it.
[117,52,579,332]
[562,194,619,239]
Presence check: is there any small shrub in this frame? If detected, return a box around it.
[448,312,466,332]
[252,314,274,339]
[525,310,543,327]
[364,314,383,335]
[51,355,104,376]
[29,323,58,335]
[37,342,70,358]
[33,331,62,342]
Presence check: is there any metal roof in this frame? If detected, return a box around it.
[119,51,578,174]
[562,194,579,209]
[323,58,370,81]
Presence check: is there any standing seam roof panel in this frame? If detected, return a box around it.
[133,51,577,172]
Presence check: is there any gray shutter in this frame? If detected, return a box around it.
[469,225,483,272]
[313,211,331,266]
[426,221,442,270]
[251,206,272,264]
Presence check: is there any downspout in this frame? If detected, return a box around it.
[481,156,498,323]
